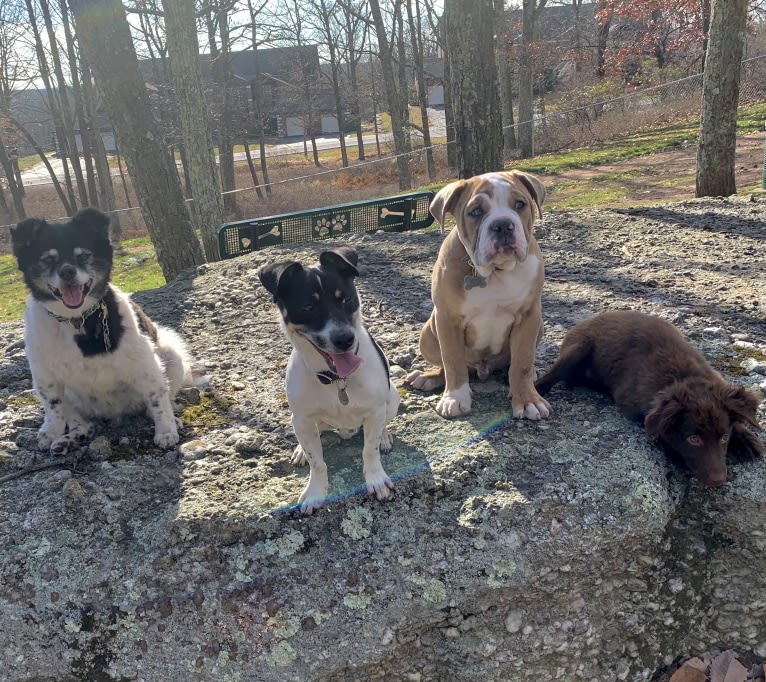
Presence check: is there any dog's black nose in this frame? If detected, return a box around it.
[489,219,514,235]
[58,264,77,281]
[331,329,355,351]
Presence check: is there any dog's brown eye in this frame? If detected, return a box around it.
[720,433,730,444]
[515,200,526,210]
[686,435,703,447]
[40,254,57,266]
[469,207,484,219]
[302,304,314,313]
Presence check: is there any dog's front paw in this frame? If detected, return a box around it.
[435,385,472,418]
[728,421,764,461]
[298,482,328,514]
[291,445,308,466]
[50,436,74,455]
[512,393,551,421]
[37,430,54,451]
[154,426,180,448]
[405,368,445,392]
[365,467,393,500]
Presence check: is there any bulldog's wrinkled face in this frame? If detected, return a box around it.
[430,171,545,278]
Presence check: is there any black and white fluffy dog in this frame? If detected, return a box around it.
[11,208,193,454]
[259,247,400,513]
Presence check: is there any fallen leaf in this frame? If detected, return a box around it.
[709,649,749,682]
[684,657,709,671]
[670,664,707,682]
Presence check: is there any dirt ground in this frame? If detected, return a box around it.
[542,131,766,208]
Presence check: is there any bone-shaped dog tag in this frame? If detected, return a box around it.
[464,274,487,290]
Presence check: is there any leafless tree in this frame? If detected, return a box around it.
[69,0,205,280]
[368,0,412,189]
[162,0,225,261]
[518,0,546,158]
[444,0,503,176]
[696,0,748,197]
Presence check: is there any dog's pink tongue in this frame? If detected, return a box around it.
[332,351,363,378]
[60,284,84,308]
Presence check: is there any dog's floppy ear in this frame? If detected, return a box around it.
[645,395,684,437]
[510,171,546,219]
[72,208,111,238]
[258,261,303,298]
[717,383,762,429]
[430,180,468,232]
[320,248,359,278]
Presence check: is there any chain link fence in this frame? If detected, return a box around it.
[503,54,766,159]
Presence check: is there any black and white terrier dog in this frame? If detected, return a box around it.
[259,247,400,513]
[11,208,193,454]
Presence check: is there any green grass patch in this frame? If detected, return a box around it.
[515,102,766,177]
[0,236,166,323]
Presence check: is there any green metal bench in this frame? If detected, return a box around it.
[216,190,435,260]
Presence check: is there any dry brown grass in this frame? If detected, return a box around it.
[0,145,452,255]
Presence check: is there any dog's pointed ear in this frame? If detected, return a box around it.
[11,218,46,251]
[10,218,47,269]
[320,248,359,278]
[430,180,468,232]
[72,208,111,238]
[718,383,762,429]
[645,395,684,437]
[510,171,546,219]
[258,261,302,297]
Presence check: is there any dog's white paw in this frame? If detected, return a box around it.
[435,385,472,418]
[37,429,55,451]
[299,482,328,514]
[380,428,394,452]
[291,445,308,466]
[365,468,394,500]
[154,427,180,448]
[513,399,551,421]
[50,436,74,455]
[405,369,444,392]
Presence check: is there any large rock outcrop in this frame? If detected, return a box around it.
[1,196,765,681]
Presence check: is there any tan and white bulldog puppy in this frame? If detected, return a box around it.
[406,170,551,420]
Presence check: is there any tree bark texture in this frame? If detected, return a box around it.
[368,0,412,190]
[444,0,503,177]
[695,0,747,197]
[162,0,225,261]
[69,0,205,281]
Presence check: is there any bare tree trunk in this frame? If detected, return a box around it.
[60,0,98,208]
[695,0,747,197]
[243,140,264,201]
[519,0,545,158]
[314,0,348,166]
[6,112,71,215]
[246,4,274,190]
[162,0,225,261]
[24,0,78,211]
[407,0,435,180]
[444,0,503,177]
[81,60,121,244]
[211,7,238,216]
[70,0,205,281]
[0,136,25,219]
[38,0,89,206]
[368,0,411,189]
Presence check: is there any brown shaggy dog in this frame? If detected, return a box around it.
[535,310,763,486]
